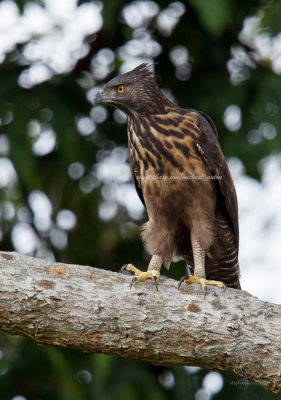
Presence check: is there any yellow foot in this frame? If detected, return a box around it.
[120,264,160,290]
[178,273,226,298]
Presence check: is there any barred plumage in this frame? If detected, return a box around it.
[95,63,240,291]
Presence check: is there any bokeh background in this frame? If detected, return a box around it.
[0,0,280,399]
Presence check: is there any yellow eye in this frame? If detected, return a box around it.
[117,85,124,93]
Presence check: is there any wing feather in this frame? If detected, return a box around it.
[195,113,239,248]
[128,151,146,209]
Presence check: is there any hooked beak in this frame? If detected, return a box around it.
[93,89,104,105]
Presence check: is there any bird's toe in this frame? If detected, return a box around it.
[178,274,226,298]
[120,264,160,290]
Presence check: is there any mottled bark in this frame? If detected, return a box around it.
[0,251,280,393]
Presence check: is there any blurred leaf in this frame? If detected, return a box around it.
[189,0,231,35]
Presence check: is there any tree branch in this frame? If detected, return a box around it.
[0,251,280,394]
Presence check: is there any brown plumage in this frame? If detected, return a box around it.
[95,63,241,291]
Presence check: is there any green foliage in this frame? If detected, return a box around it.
[0,0,281,398]
[189,0,231,36]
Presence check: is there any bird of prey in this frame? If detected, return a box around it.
[94,63,241,294]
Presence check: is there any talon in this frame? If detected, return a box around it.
[120,264,134,275]
[153,275,158,291]
[130,276,138,289]
[120,264,128,273]
[178,273,225,297]
[223,283,227,292]
[178,274,189,290]
[121,264,160,290]
[203,285,207,299]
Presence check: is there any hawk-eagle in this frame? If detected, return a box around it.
[94,63,240,294]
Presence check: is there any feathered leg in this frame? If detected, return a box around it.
[120,255,162,290]
[178,238,226,297]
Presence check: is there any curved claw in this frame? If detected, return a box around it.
[130,276,138,289]
[153,275,159,291]
[120,264,127,273]
[120,264,134,275]
[120,264,160,290]
[178,273,225,298]
[223,283,227,292]
[203,285,207,299]
[178,274,189,290]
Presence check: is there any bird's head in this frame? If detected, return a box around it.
[94,63,172,116]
